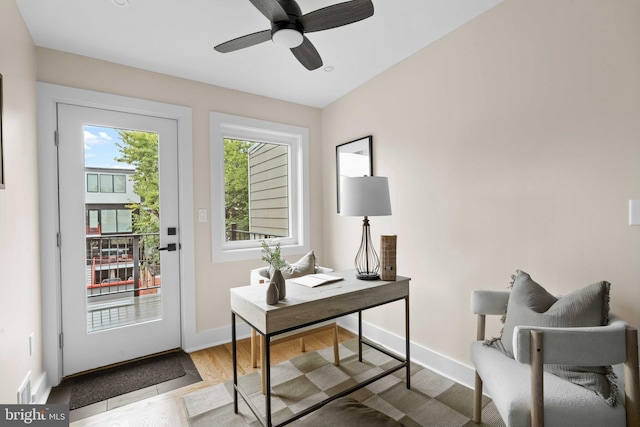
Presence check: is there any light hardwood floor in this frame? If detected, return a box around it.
[70,327,356,426]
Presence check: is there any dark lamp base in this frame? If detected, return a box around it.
[356,273,380,281]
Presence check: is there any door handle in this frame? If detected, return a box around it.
[158,243,177,252]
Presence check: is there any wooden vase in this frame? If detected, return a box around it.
[380,235,397,281]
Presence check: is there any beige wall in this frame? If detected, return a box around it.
[3,0,639,400]
[36,48,323,332]
[0,1,40,403]
[322,0,640,366]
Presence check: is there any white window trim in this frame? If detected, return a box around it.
[210,112,310,262]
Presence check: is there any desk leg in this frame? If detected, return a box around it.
[264,334,272,427]
[405,296,411,389]
[358,311,363,362]
[232,312,238,413]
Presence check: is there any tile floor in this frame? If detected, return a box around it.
[46,351,201,423]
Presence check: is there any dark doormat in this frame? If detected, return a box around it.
[68,350,199,409]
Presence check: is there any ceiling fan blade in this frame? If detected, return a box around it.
[290,36,323,70]
[214,29,272,53]
[249,0,289,22]
[301,0,374,33]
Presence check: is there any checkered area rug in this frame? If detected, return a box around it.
[182,339,504,426]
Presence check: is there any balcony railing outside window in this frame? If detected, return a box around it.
[85,233,162,332]
[226,223,281,241]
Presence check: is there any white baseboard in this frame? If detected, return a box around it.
[335,315,477,389]
[183,321,252,353]
[32,371,51,404]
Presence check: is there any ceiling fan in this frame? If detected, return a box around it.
[214,0,374,70]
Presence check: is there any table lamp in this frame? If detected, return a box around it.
[339,176,391,280]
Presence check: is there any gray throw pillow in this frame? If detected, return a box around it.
[271,251,316,279]
[488,270,617,406]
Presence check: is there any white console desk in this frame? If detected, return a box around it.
[230,270,411,427]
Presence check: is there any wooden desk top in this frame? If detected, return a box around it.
[230,270,410,335]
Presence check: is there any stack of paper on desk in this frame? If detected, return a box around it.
[289,274,344,287]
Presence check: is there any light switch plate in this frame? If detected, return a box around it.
[198,209,207,223]
[629,200,640,225]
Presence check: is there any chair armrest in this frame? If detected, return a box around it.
[513,320,629,365]
[470,290,509,315]
[250,266,270,286]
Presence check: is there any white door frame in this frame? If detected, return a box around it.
[37,82,195,386]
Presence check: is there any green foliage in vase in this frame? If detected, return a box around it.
[260,241,286,270]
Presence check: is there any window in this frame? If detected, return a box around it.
[88,210,99,228]
[98,174,127,193]
[116,209,133,233]
[113,175,126,193]
[87,174,98,192]
[86,208,134,234]
[210,112,310,262]
[87,209,100,234]
[101,209,117,233]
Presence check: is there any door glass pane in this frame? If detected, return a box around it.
[84,125,161,333]
[224,138,289,241]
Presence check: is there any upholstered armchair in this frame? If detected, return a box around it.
[250,259,340,394]
[470,286,640,427]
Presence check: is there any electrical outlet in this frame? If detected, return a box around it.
[29,333,34,356]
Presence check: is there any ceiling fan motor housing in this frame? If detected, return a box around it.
[271,20,304,37]
[271,21,304,48]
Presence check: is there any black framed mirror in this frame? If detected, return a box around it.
[336,135,373,213]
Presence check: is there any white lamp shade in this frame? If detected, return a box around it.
[340,176,391,217]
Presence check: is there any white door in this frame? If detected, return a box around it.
[57,103,181,376]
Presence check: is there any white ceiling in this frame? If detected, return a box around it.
[16,0,502,108]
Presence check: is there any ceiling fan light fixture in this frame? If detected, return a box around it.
[272,29,303,49]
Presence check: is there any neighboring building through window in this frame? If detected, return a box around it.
[87,172,127,193]
[223,139,290,242]
[85,167,139,235]
[210,112,310,262]
[248,141,289,239]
